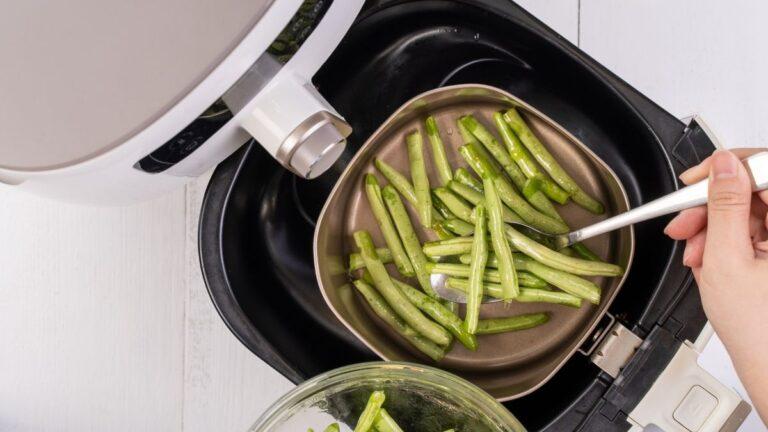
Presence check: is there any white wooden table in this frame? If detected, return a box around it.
[1,1,766,431]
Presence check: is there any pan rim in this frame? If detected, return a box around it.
[313,83,635,401]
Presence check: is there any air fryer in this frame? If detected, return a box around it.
[198,0,750,430]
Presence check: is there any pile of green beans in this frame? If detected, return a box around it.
[307,390,457,432]
[344,112,622,361]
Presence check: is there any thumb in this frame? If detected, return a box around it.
[703,150,754,263]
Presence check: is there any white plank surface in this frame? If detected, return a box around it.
[0,189,187,431]
[181,174,292,432]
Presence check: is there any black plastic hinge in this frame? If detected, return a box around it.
[670,117,719,170]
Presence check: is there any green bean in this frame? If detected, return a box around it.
[522,177,543,200]
[513,254,601,304]
[353,280,445,361]
[476,313,550,335]
[323,424,340,432]
[406,131,432,227]
[458,118,561,219]
[483,178,518,299]
[493,112,569,204]
[433,187,473,223]
[454,167,483,193]
[503,108,604,214]
[448,180,523,224]
[505,226,623,277]
[382,186,438,298]
[430,262,545,288]
[431,193,456,219]
[492,176,569,234]
[354,231,451,345]
[354,390,386,432]
[425,116,453,186]
[396,279,478,351]
[459,115,527,186]
[349,248,393,271]
[572,242,602,262]
[465,205,488,334]
[423,238,473,257]
[364,174,414,276]
[460,253,601,303]
[442,218,475,236]
[446,278,582,308]
[431,222,456,240]
[374,158,442,223]
[460,144,568,234]
[374,408,403,432]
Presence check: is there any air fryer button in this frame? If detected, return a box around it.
[135,110,232,173]
[673,385,718,431]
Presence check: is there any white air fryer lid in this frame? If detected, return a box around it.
[0,0,274,171]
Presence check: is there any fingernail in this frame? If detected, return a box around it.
[710,150,738,180]
[682,246,692,266]
[679,167,696,184]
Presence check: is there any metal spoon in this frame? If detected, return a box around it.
[433,151,768,304]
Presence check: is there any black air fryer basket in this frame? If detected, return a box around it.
[198,1,719,430]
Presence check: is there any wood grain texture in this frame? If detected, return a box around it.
[0,189,187,432]
[181,174,293,432]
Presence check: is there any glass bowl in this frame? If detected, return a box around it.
[249,362,526,432]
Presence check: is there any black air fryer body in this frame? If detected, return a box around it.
[199,1,717,430]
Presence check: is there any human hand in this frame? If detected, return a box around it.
[664,149,768,424]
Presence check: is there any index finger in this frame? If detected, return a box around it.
[679,148,768,204]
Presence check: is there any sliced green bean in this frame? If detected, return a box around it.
[446,278,582,308]
[460,253,600,303]
[572,242,602,262]
[503,108,604,214]
[365,174,414,276]
[406,131,433,227]
[454,167,483,193]
[459,118,561,218]
[476,313,550,335]
[460,144,568,234]
[382,186,437,298]
[374,408,404,432]
[505,226,623,277]
[353,280,445,361]
[514,254,601,304]
[460,115,527,186]
[442,218,475,236]
[397,279,477,351]
[431,222,456,240]
[484,178,518,299]
[349,248,393,271]
[433,187,473,223]
[354,231,451,345]
[492,176,569,234]
[465,205,488,334]
[423,238,473,257]
[522,177,543,200]
[425,116,453,185]
[354,390,386,432]
[448,180,523,224]
[374,158,442,223]
[323,424,340,432]
[493,112,569,204]
[431,193,456,219]
[430,262,545,288]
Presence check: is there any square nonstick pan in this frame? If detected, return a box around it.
[314,84,634,401]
